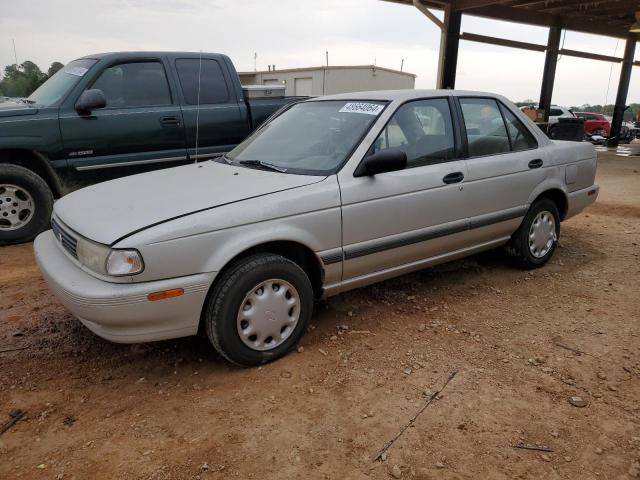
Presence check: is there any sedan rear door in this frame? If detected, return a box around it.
[456,96,547,243]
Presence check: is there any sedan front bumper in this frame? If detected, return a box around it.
[34,230,215,343]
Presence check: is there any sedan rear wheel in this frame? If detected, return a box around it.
[203,253,313,366]
[505,198,560,269]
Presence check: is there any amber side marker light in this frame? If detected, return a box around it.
[148,288,184,301]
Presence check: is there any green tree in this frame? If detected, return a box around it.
[0,60,63,98]
[47,62,64,78]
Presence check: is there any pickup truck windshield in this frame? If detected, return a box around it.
[28,58,97,107]
[226,100,387,175]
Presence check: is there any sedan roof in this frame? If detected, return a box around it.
[310,89,509,103]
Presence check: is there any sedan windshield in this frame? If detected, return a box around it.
[28,58,97,107]
[226,100,387,175]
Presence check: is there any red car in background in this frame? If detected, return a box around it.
[574,112,611,137]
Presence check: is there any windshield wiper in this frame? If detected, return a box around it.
[17,98,36,105]
[239,160,288,173]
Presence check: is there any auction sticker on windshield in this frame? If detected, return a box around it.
[339,102,384,116]
[65,66,89,77]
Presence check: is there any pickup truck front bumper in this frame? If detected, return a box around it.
[34,230,215,343]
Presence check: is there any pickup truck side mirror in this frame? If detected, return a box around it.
[354,150,407,177]
[75,89,106,114]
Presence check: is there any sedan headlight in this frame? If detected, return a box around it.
[76,237,144,276]
[106,250,144,276]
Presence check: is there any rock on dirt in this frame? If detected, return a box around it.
[568,396,588,408]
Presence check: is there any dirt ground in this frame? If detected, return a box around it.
[1,150,639,480]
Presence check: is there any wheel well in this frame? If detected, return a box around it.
[0,149,63,198]
[219,241,325,299]
[535,189,568,220]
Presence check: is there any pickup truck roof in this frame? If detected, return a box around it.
[78,51,231,61]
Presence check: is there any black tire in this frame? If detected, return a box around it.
[505,198,560,269]
[547,124,556,139]
[0,163,53,245]
[203,254,314,366]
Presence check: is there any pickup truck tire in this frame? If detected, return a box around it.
[506,198,560,269]
[203,253,314,366]
[0,163,53,245]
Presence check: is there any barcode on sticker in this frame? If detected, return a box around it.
[339,102,384,115]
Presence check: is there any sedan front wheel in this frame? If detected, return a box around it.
[203,253,314,366]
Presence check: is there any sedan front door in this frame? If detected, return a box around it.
[338,97,470,283]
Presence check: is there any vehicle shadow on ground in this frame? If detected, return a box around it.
[11,235,602,377]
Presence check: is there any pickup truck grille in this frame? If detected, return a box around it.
[51,217,78,259]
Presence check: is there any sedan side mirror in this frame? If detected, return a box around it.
[354,150,407,177]
[75,89,106,114]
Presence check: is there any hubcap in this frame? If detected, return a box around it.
[0,184,35,231]
[236,279,300,351]
[529,210,557,258]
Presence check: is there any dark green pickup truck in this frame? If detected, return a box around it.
[0,51,301,244]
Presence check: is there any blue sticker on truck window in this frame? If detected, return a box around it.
[339,102,384,115]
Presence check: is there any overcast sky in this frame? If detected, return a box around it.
[1,0,638,106]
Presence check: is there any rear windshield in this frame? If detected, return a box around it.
[226,100,387,175]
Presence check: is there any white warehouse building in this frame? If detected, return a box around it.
[238,65,416,96]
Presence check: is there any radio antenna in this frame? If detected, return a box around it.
[194,50,203,164]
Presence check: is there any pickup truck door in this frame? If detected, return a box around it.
[456,97,547,244]
[59,58,187,185]
[173,57,250,160]
[338,97,469,282]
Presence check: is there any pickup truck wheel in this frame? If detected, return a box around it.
[506,198,560,269]
[204,254,314,366]
[0,164,53,245]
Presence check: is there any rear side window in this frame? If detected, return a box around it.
[459,98,510,157]
[549,108,564,116]
[373,98,455,168]
[91,61,171,108]
[175,59,229,105]
[499,104,537,151]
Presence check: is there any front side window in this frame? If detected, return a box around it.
[500,105,538,151]
[372,98,455,168]
[91,61,171,108]
[226,100,386,175]
[175,58,229,105]
[460,98,510,157]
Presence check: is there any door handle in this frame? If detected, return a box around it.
[160,116,181,127]
[443,172,464,184]
[528,158,543,169]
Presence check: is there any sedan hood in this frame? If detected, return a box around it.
[54,161,324,245]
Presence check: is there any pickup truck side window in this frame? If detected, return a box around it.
[459,98,510,157]
[175,59,230,105]
[499,104,538,151]
[373,98,455,168]
[91,61,172,108]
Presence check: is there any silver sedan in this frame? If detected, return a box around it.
[34,90,598,365]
